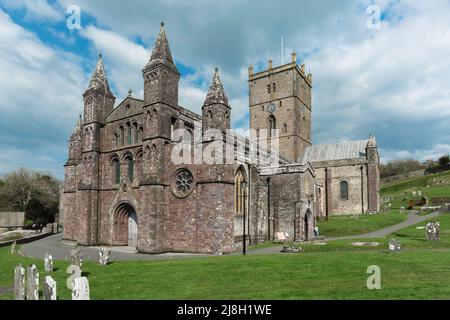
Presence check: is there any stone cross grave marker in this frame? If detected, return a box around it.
[44,253,54,272]
[26,264,39,300]
[70,247,83,268]
[388,239,401,252]
[14,264,26,300]
[43,276,57,300]
[426,221,440,241]
[72,277,90,300]
[98,247,110,266]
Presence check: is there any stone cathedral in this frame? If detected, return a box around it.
[62,23,380,254]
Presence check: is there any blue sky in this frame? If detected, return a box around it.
[1,0,450,179]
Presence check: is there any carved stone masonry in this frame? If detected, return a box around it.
[26,264,39,300]
[426,221,440,241]
[43,276,57,300]
[44,253,54,272]
[72,277,90,300]
[98,247,110,265]
[14,264,26,300]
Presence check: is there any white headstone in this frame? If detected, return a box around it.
[43,276,57,300]
[70,247,83,268]
[426,221,440,241]
[26,264,39,300]
[418,191,422,196]
[388,239,401,252]
[14,264,26,300]
[10,240,16,254]
[412,191,417,197]
[72,277,90,300]
[98,248,110,266]
[44,253,54,272]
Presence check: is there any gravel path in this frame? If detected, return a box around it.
[20,209,447,260]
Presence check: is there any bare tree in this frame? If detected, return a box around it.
[0,168,60,225]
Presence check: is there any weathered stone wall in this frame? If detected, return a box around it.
[313,161,370,216]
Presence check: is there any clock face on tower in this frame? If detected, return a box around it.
[267,103,276,113]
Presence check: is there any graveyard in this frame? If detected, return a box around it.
[0,210,449,300]
[1,171,450,300]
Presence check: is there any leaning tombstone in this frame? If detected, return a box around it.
[72,277,90,300]
[43,276,57,300]
[70,247,83,268]
[388,239,401,252]
[26,264,39,300]
[426,221,440,241]
[10,240,16,254]
[98,248,110,266]
[44,253,54,272]
[14,264,26,300]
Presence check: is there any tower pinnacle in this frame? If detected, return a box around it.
[88,54,112,95]
[203,68,229,107]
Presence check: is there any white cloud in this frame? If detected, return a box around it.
[1,0,62,22]
[0,8,86,178]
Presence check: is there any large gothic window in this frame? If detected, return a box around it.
[340,181,349,200]
[268,115,276,137]
[126,156,134,182]
[234,169,247,215]
[113,159,120,184]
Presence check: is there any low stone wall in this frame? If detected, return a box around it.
[0,232,54,248]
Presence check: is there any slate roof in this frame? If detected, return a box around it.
[301,140,370,163]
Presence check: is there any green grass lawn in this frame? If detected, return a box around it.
[1,213,449,300]
[317,210,408,237]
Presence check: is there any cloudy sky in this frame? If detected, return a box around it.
[1,0,450,178]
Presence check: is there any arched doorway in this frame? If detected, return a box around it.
[114,203,138,248]
[304,209,312,240]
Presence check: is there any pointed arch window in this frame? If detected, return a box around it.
[127,124,132,145]
[340,181,349,200]
[120,126,125,145]
[268,115,276,137]
[133,123,138,143]
[113,159,120,184]
[234,169,247,215]
[126,156,134,182]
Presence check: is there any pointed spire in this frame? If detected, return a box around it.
[367,134,377,148]
[145,22,178,73]
[70,115,83,141]
[88,54,112,95]
[204,68,229,107]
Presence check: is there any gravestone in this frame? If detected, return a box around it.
[412,191,417,197]
[10,240,16,254]
[388,239,401,252]
[26,264,39,300]
[98,248,110,266]
[14,264,26,300]
[426,221,440,241]
[418,191,422,197]
[44,253,54,272]
[280,246,303,253]
[72,277,90,300]
[70,247,83,268]
[43,276,57,300]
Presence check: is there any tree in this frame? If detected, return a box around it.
[0,168,61,225]
[438,155,450,167]
[380,159,426,178]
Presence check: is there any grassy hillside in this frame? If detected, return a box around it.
[381,170,450,209]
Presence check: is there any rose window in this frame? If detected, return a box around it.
[172,169,194,198]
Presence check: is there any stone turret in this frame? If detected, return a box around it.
[143,22,180,107]
[202,68,231,133]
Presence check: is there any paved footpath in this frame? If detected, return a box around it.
[20,209,447,261]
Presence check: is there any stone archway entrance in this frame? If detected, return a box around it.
[304,209,312,240]
[114,203,138,248]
